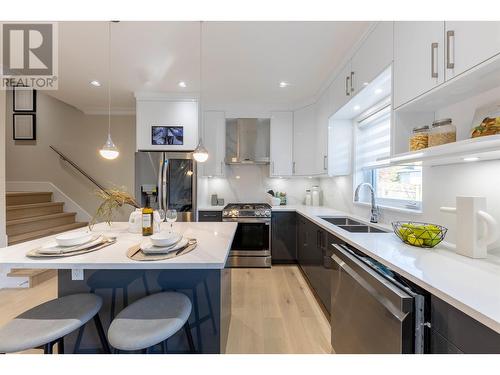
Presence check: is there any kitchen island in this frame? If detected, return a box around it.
[0,221,237,354]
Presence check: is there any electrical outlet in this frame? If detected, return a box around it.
[71,268,84,281]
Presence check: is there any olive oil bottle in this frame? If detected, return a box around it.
[142,196,154,236]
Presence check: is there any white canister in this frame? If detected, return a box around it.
[312,186,320,206]
[128,208,143,233]
[305,190,312,206]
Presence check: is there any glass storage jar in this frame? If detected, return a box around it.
[409,125,429,151]
[428,118,456,147]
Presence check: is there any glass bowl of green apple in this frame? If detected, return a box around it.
[392,221,447,248]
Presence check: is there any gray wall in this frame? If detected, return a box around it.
[5,91,136,221]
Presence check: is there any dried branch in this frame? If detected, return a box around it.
[89,188,140,229]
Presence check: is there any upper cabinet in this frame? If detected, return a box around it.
[445,22,500,80]
[315,89,330,174]
[201,111,225,177]
[350,22,394,95]
[394,21,445,109]
[293,103,319,176]
[330,63,352,116]
[270,111,294,177]
[135,94,198,152]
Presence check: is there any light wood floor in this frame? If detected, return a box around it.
[0,265,331,354]
[226,265,332,354]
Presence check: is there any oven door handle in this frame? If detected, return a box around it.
[222,218,271,223]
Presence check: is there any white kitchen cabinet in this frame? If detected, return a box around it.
[201,111,225,177]
[293,103,319,176]
[315,89,330,174]
[329,63,352,116]
[394,21,445,108]
[270,111,294,177]
[445,21,500,80]
[351,22,394,95]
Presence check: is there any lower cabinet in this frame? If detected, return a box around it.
[296,215,334,315]
[271,212,297,263]
[430,296,500,354]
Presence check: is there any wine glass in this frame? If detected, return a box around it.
[155,209,166,233]
[166,209,177,232]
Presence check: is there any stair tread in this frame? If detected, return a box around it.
[7,212,76,226]
[7,202,64,210]
[6,191,52,196]
[8,222,88,245]
[8,269,52,277]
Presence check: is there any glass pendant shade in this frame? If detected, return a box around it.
[99,134,119,160]
[193,139,209,163]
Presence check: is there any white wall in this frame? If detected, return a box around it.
[198,164,320,207]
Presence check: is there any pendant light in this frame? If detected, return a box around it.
[99,21,119,160]
[193,21,209,163]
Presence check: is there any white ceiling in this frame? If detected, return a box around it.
[49,21,371,114]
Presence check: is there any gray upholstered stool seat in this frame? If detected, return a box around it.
[107,292,194,352]
[0,293,105,353]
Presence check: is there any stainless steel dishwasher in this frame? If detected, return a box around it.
[330,243,429,354]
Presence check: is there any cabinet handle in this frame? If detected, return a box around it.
[345,76,350,96]
[220,161,224,175]
[272,161,275,174]
[446,30,455,69]
[292,161,296,174]
[431,42,438,78]
[350,71,355,93]
[323,155,328,170]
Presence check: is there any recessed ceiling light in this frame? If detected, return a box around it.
[374,88,383,94]
[463,157,480,162]
[279,81,289,88]
[363,82,370,86]
[235,175,241,179]
[353,105,361,111]
[178,81,187,88]
[90,80,101,87]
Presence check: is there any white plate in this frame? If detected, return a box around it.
[38,235,103,254]
[55,231,93,247]
[141,237,189,254]
[150,232,182,247]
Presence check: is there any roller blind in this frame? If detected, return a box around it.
[355,105,391,169]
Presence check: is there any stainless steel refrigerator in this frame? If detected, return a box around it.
[135,152,197,222]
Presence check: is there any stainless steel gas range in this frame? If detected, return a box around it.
[222,203,272,268]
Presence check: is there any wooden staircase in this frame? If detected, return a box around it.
[5,191,88,287]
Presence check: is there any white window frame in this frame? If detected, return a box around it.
[353,98,423,212]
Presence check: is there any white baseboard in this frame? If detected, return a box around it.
[6,181,92,222]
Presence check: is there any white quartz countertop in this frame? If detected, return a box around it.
[276,205,500,334]
[0,222,237,270]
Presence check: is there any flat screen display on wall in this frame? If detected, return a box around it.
[152,126,184,145]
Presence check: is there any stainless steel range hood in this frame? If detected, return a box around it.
[225,118,270,164]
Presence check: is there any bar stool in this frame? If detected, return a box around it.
[0,293,110,354]
[157,271,217,352]
[107,292,195,354]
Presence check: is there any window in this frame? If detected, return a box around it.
[354,99,422,211]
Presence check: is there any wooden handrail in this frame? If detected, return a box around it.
[49,145,108,194]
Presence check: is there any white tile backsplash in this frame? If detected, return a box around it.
[197,164,320,206]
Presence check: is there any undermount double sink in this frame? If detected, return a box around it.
[319,216,389,233]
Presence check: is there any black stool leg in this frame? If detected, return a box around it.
[203,280,218,334]
[93,314,111,354]
[184,322,196,353]
[43,342,53,354]
[192,288,202,352]
[57,338,64,354]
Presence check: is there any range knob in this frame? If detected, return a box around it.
[255,211,262,216]
[264,209,271,217]
[223,211,228,216]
